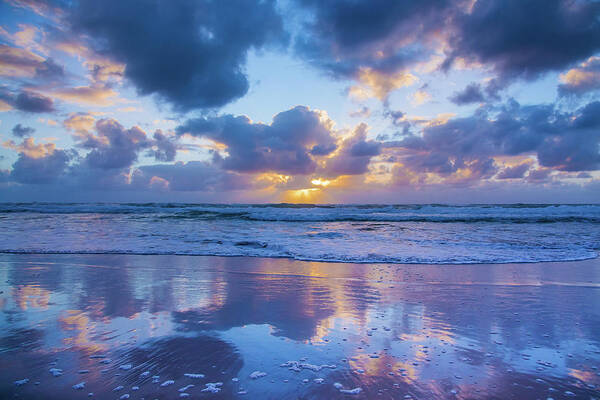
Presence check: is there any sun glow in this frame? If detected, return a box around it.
[282,188,321,203]
[311,178,330,187]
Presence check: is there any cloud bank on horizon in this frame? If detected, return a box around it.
[0,0,599,203]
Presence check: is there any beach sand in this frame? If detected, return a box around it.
[1,254,599,399]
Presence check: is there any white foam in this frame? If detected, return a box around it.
[119,364,132,370]
[14,379,29,386]
[5,204,597,264]
[280,360,337,372]
[249,371,267,379]
[49,368,63,377]
[183,373,205,379]
[119,395,130,400]
[179,384,194,392]
[334,382,363,394]
[140,371,150,377]
[72,382,85,390]
[340,388,362,394]
[160,380,175,387]
[113,385,124,391]
[201,382,223,393]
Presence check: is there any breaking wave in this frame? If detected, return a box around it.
[0,203,598,264]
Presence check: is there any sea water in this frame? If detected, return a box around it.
[0,203,598,264]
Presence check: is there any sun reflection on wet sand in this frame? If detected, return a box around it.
[0,254,599,399]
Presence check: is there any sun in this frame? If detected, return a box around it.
[311,178,331,187]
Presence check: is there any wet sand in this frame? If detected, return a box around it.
[1,254,599,399]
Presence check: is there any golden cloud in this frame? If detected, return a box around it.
[349,67,417,101]
[0,24,47,56]
[411,89,432,105]
[560,57,600,88]
[63,112,96,133]
[51,84,118,106]
[3,137,57,158]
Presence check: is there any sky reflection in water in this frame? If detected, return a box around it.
[1,254,599,399]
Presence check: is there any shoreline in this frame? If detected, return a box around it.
[0,250,597,265]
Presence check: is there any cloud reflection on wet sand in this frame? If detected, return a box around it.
[1,254,599,399]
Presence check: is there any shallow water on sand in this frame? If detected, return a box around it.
[1,254,600,399]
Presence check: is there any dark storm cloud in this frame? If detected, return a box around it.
[11,124,35,137]
[132,162,252,192]
[444,0,600,80]
[0,88,55,113]
[68,0,287,111]
[14,91,54,112]
[76,119,152,169]
[10,149,71,184]
[65,163,134,190]
[309,143,337,156]
[536,101,600,171]
[74,119,178,169]
[322,123,381,177]
[449,83,486,105]
[294,0,450,77]
[148,130,177,162]
[295,0,600,92]
[176,106,337,175]
[395,100,600,173]
[33,58,65,81]
[496,163,531,179]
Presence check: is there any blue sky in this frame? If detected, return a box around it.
[1,0,599,203]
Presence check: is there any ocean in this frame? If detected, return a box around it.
[2,205,600,399]
[1,203,599,264]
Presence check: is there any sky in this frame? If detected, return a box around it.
[0,0,599,204]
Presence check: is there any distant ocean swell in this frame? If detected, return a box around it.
[0,203,598,264]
